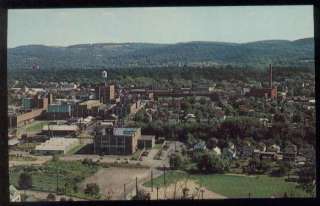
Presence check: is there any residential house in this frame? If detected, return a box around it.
[283,143,298,162]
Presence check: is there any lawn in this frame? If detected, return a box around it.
[9,160,101,200]
[154,144,163,150]
[143,171,310,198]
[17,121,49,136]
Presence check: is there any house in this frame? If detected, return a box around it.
[239,141,254,159]
[296,156,307,167]
[212,146,221,156]
[222,142,237,159]
[256,142,267,152]
[222,147,237,160]
[193,141,207,152]
[298,144,315,161]
[267,144,281,153]
[283,143,298,162]
[137,135,156,150]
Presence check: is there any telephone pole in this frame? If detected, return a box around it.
[151,170,153,192]
[123,183,126,200]
[156,187,159,200]
[136,177,138,197]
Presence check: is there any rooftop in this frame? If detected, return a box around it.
[42,124,79,131]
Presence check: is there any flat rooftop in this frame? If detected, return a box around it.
[140,135,156,140]
[42,124,79,131]
[35,137,79,151]
[113,128,140,136]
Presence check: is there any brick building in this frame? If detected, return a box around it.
[95,84,115,104]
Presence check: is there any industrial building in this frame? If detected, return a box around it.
[74,100,102,117]
[246,64,277,99]
[42,124,79,136]
[33,137,80,155]
[94,126,141,155]
[95,84,115,104]
[46,103,72,120]
[137,135,155,150]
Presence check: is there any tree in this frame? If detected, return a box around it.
[206,137,218,150]
[47,193,56,201]
[84,183,100,196]
[196,152,228,173]
[18,172,32,190]
[187,133,197,146]
[169,153,183,169]
[60,197,67,201]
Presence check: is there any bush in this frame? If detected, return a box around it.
[47,193,56,201]
[18,172,32,190]
[169,153,183,169]
[196,152,229,174]
[84,183,100,196]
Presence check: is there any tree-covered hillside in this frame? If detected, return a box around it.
[8,38,314,70]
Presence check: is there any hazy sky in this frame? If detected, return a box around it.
[8,6,314,48]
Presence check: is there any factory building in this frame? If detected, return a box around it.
[94,126,141,155]
[46,103,72,120]
[95,84,115,104]
[137,135,156,150]
[74,100,102,117]
[246,64,277,99]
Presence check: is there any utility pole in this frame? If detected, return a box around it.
[136,177,138,197]
[151,170,153,192]
[163,165,166,186]
[156,187,159,200]
[173,181,177,200]
[123,184,126,200]
[56,168,59,193]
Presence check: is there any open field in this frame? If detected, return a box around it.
[80,167,151,200]
[143,171,310,198]
[9,160,101,200]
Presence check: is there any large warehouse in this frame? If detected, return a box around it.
[94,126,141,155]
[33,137,79,155]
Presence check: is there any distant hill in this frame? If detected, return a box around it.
[8,38,314,70]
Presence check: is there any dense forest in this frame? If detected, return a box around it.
[8,65,315,89]
[8,38,314,70]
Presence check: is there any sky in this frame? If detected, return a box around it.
[8,6,314,48]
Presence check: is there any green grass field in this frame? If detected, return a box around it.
[17,121,49,136]
[143,171,310,198]
[10,160,101,200]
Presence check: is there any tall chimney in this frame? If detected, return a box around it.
[269,64,272,88]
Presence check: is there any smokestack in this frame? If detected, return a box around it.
[269,64,272,88]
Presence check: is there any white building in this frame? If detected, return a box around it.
[34,137,79,155]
